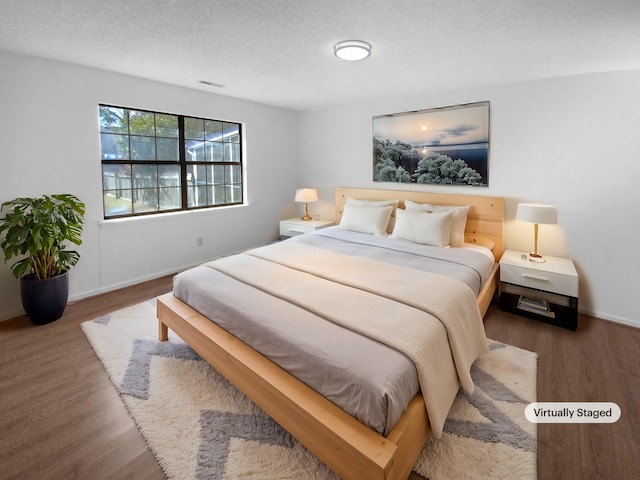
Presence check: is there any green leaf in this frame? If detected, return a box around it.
[0,194,85,279]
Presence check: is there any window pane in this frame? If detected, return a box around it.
[130,136,156,160]
[159,187,181,210]
[213,185,227,205]
[223,122,240,142]
[193,164,208,186]
[101,133,129,160]
[158,165,181,188]
[213,165,225,184]
[186,185,194,207]
[133,188,158,212]
[183,164,230,208]
[196,185,208,206]
[185,140,205,162]
[184,117,204,140]
[205,120,223,138]
[205,141,223,162]
[224,142,241,162]
[156,114,179,138]
[102,164,131,191]
[187,185,208,208]
[202,164,215,183]
[229,164,242,184]
[104,193,132,217]
[100,106,128,134]
[129,110,155,136]
[227,184,242,203]
[103,164,132,217]
[157,137,179,161]
[133,165,158,189]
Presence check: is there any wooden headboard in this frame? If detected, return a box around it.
[335,187,505,260]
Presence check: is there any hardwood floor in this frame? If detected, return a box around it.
[484,310,640,480]
[1,278,639,480]
[0,276,173,480]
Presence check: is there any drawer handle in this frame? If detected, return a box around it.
[288,228,305,233]
[522,273,550,282]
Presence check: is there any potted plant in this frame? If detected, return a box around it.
[0,194,85,324]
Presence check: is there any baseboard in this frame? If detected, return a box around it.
[579,307,639,330]
[0,263,202,324]
[68,263,203,305]
[0,307,26,323]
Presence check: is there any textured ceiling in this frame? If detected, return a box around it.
[1,0,639,111]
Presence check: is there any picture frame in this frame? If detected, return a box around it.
[373,101,490,186]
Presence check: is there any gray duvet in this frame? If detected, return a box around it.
[172,227,494,435]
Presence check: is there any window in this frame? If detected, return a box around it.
[99,105,243,218]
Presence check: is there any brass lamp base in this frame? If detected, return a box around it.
[529,223,545,262]
[529,252,545,263]
[300,202,312,221]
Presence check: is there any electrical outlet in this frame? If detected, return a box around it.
[196,237,203,246]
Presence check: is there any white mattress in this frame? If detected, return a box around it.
[173,227,495,434]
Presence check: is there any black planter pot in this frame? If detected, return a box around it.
[20,271,69,325]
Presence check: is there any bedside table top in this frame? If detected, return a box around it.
[500,250,578,277]
[280,218,335,228]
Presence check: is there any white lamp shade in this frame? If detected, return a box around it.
[516,203,557,225]
[294,188,318,203]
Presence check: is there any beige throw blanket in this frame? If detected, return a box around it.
[204,241,488,437]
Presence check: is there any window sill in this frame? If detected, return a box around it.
[99,203,247,229]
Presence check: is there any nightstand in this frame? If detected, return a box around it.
[279,218,335,239]
[499,250,579,330]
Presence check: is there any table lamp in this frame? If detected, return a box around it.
[516,203,557,262]
[295,188,318,221]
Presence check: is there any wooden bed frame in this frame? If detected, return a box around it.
[157,187,504,480]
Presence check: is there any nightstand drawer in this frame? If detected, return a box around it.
[500,263,578,297]
[279,222,316,237]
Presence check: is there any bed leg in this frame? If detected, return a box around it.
[158,320,169,342]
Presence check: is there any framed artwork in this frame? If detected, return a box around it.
[373,101,490,186]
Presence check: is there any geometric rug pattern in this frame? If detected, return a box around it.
[82,299,537,480]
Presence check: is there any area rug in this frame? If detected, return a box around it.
[81,299,537,480]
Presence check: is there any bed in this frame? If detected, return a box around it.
[157,187,504,480]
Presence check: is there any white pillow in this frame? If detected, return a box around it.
[346,197,400,211]
[403,199,435,212]
[404,200,470,246]
[391,209,453,247]
[339,203,393,235]
[346,198,400,232]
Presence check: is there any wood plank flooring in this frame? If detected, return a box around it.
[0,276,172,480]
[1,277,638,480]
[484,310,640,480]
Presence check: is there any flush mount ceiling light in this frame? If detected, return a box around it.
[333,40,372,61]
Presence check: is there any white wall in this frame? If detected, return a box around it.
[0,51,299,321]
[298,70,640,327]
[2,49,638,327]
